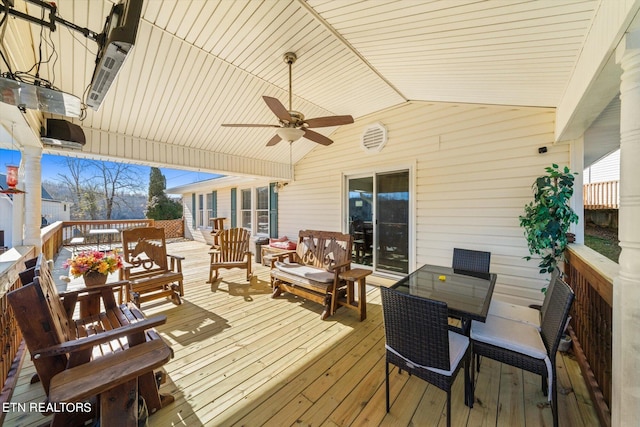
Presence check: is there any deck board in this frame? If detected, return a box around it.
[5,239,600,427]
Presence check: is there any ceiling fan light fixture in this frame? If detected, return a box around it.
[276,127,304,142]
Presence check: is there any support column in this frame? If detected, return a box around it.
[21,146,43,251]
[570,137,585,244]
[613,30,640,426]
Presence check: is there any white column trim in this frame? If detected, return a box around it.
[21,146,43,251]
[612,29,640,427]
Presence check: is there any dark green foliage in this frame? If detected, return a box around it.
[146,168,183,220]
[519,164,579,276]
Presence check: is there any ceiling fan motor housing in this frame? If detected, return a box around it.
[283,52,297,65]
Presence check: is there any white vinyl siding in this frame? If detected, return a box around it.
[277,101,569,307]
[584,149,620,183]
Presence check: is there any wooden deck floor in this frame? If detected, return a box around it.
[6,239,600,427]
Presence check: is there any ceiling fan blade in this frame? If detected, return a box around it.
[304,115,354,128]
[266,134,282,146]
[263,96,292,122]
[221,123,279,127]
[304,129,333,146]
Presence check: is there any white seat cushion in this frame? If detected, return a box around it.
[488,299,541,330]
[471,314,552,399]
[471,315,546,358]
[386,331,469,376]
[274,261,334,283]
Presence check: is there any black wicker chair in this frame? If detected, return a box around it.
[470,276,574,427]
[450,248,491,336]
[452,248,491,273]
[381,286,470,427]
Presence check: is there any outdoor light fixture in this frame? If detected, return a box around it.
[276,127,304,142]
[273,182,289,193]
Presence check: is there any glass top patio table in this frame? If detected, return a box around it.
[390,264,497,334]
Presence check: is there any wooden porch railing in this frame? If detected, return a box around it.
[0,247,36,424]
[564,245,614,427]
[61,219,155,246]
[584,180,619,209]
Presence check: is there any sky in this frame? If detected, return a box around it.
[0,149,220,191]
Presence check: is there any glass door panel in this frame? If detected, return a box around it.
[376,171,409,274]
[348,177,373,266]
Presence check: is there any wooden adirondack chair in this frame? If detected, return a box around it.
[8,255,173,426]
[121,227,184,307]
[208,227,253,282]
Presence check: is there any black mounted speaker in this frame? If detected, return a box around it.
[41,119,86,149]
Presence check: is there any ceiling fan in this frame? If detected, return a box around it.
[222,52,354,146]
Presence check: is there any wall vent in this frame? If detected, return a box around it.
[361,122,387,152]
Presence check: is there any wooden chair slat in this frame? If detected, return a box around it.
[208,228,253,283]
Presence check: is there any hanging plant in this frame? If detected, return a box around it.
[519,164,579,281]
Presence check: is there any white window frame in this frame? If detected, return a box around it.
[240,188,252,231]
[206,193,214,228]
[198,194,205,228]
[238,185,270,236]
[255,185,269,236]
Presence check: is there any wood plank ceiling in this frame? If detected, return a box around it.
[11,0,598,177]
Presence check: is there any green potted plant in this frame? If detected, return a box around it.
[519,164,579,291]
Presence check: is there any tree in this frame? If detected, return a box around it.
[146,167,183,220]
[52,157,144,220]
[92,160,143,220]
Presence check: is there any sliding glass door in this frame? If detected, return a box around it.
[347,170,409,274]
[376,171,409,274]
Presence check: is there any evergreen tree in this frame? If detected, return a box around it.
[146,167,183,220]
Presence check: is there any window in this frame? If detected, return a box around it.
[238,186,271,235]
[241,189,251,230]
[198,194,204,227]
[256,186,269,235]
[206,193,214,226]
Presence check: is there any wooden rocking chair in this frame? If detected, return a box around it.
[121,227,184,307]
[208,228,252,283]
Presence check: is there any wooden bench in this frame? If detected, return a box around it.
[8,255,174,426]
[270,230,353,320]
[121,226,184,307]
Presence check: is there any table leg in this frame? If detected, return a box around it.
[346,281,354,305]
[100,378,138,426]
[356,278,367,321]
[461,316,473,408]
